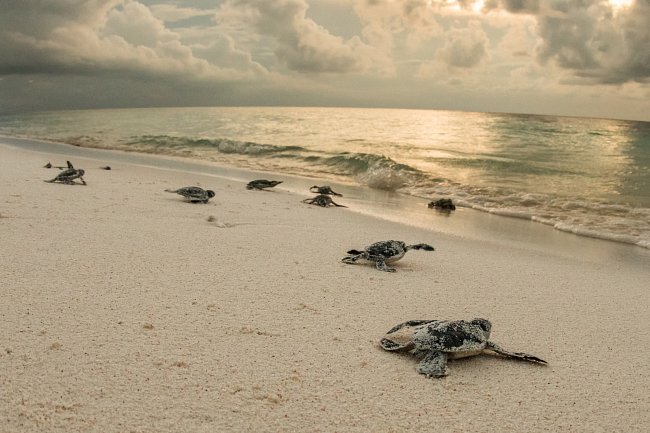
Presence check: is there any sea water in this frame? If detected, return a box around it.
[1,106,649,248]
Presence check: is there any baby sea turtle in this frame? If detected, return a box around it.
[342,240,434,272]
[302,194,347,208]
[246,180,283,190]
[380,318,547,377]
[165,186,215,203]
[428,198,456,211]
[309,185,342,196]
[44,161,86,185]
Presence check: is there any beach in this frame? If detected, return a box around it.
[1,139,649,432]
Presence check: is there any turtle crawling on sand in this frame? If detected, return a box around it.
[342,240,434,272]
[428,198,456,211]
[380,318,547,377]
[302,194,347,208]
[44,161,86,185]
[165,186,215,203]
[309,185,342,196]
[246,180,282,191]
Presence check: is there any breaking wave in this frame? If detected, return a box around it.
[51,133,650,248]
[116,135,427,191]
[1,105,647,250]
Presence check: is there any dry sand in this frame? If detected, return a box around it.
[1,141,649,432]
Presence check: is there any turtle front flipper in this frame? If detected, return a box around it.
[342,252,364,264]
[417,351,448,377]
[384,320,436,335]
[486,342,547,365]
[406,243,435,251]
[375,260,396,272]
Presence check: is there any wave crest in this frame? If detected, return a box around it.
[324,152,423,190]
[127,135,306,155]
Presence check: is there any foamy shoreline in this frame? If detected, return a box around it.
[1,140,649,432]
[3,135,649,260]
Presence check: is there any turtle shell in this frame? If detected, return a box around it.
[413,320,489,353]
[365,240,407,259]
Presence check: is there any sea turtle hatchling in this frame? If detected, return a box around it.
[44,161,86,185]
[302,194,347,208]
[380,318,547,377]
[309,185,342,196]
[246,180,283,190]
[165,186,215,203]
[428,198,456,211]
[342,240,434,272]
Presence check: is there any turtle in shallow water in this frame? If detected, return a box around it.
[380,318,547,377]
[342,240,434,272]
[246,179,282,190]
[44,161,86,185]
[428,198,456,211]
[165,186,215,203]
[309,185,342,196]
[302,194,347,208]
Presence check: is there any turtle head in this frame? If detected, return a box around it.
[379,320,430,352]
[470,318,492,337]
[380,337,412,351]
[77,169,85,176]
[207,190,216,198]
[380,328,415,352]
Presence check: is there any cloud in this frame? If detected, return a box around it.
[0,0,262,81]
[438,20,489,68]
[354,0,443,52]
[216,0,383,74]
[483,0,650,84]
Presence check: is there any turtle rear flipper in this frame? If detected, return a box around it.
[417,351,448,377]
[346,249,363,255]
[406,243,435,251]
[486,342,547,365]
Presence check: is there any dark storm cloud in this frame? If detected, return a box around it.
[0,0,260,80]
[484,0,650,84]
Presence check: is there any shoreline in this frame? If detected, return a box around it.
[3,136,649,265]
[1,139,649,432]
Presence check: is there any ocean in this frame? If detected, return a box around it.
[1,106,649,248]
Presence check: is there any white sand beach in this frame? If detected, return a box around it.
[1,140,649,432]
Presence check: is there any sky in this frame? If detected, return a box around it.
[0,0,648,121]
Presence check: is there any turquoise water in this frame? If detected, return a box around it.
[1,106,649,248]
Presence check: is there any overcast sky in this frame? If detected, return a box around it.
[1,0,648,120]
